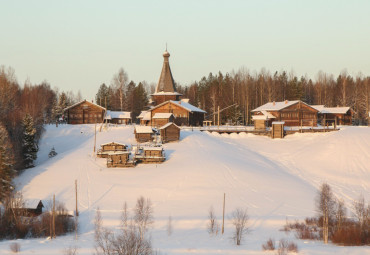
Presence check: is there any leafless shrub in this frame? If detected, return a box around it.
[262,238,275,251]
[9,242,20,253]
[230,208,249,245]
[277,239,298,255]
[167,215,173,236]
[94,208,114,255]
[63,245,79,255]
[207,206,219,236]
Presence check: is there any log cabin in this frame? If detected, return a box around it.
[271,121,285,139]
[64,100,106,124]
[158,122,180,143]
[152,113,175,127]
[97,142,127,158]
[134,126,156,143]
[135,146,165,163]
[105,111,131,124]
[137,111,151,125]
[106,151,135,167]
[312,105,353,125]
[252,100,319,127]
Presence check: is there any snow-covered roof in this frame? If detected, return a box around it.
[311,105,325,112]
[158,122,179,130]
[27,199,43,209]
[135,126,155,134]
[320,107,351,114]
[143,147,163,151]
[252,100,300,112]
[152,113,174,119]
[252,115,268,120]
[64,100,106,111]
[151,91,182,96]
[105,111,131,120]
[272,121,285,125]
[108,151,130,155]
[137,111,151,121]
[148,100,206,114]
[100,142,127,147]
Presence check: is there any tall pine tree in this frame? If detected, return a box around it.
[22,114,38,169]
[0,124,14,200]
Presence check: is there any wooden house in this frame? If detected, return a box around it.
[134,126,156,143]
[149,100,206,126]
[64,100,106,124]
[152,113,175,127]
[158,122,180,143]
[312,105,353,125]
[271,121,285,139]
[12,200,44,217]
[252,100,318,127]
[105,111,131,124]
[97,142,127,158]
[137,111,151,125]
[107,151,135,168]
[252,111,276,130]
[135,146,165,163]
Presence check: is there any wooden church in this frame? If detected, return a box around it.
[147,50,206,126]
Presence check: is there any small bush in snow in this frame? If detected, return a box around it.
[207,206,219,236]
[230,207,249,245]
[277,239,298,255]
[262,238,275,251]
[48,147,57,158]
[63,245,79,255]
[9,242,20,253]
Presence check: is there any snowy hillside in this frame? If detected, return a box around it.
[1,124,370,254]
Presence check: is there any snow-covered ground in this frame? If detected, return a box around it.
[1,124,370,254]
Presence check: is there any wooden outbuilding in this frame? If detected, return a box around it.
[64,100,106,124]
[252,100,318,127]
[97,142,127,158]
[159,122,180,143]
[312,105,353,126]
[105,111,131,124]
[134,126,156,143]
[271,121,285,139]
[135,146,165,163]
[107,151,135,168]
[11,200,44,217]
[137,111,151,125]
[152,113,175,127]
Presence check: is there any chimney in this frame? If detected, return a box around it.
[285,100,288,104]
[273,101,275,106]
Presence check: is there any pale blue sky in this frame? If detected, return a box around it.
[1,0,369,100]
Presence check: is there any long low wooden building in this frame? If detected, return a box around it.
[64,100,106,124]
[252,100,319,127]
[312,105,353,125]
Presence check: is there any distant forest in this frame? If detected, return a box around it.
[1,65,370,197]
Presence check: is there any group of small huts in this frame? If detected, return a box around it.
[134,122,180,143]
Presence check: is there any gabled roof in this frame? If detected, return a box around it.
[252,110,276,120]
[152,113,174,119]
[149,100,206,114]
[137,111,151,121]
[312,105,352,114]
[64,100,106,111]
[158,122,180,130]
[100,142,127,147]
[252,100,318,112]
[27,200,44,209]
[135,126,155,134]
[105,111,131,120]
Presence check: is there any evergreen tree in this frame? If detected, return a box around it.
[0,124,14,200]
[22,114,38,169]
[95,83,110,108]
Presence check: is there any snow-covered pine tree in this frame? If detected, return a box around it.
[22,114,38,168]
[0,124,15,200]
[48,147,57,158]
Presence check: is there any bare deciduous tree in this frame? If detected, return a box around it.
[315,183,336,244]
[230,208,249,245]
[207,206,219,235]
[134,196,154,241]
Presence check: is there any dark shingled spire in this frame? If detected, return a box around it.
[155,50,176,93]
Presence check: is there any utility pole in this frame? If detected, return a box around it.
[94,124,97,153]
[52,194,56,238]
[222,193,225,234]
[75,180,79,217]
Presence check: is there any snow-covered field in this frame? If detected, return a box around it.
[1,124,370,254]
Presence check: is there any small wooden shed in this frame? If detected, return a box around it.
[271,121,285,139]
[135,146,165,163]
[134,126,155,143]
[107,151,135,167]
[97,142,127,158]
[105,111,132,124]
[12,200,44,217]
[158,122,180,143]
[152,113,175,127]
